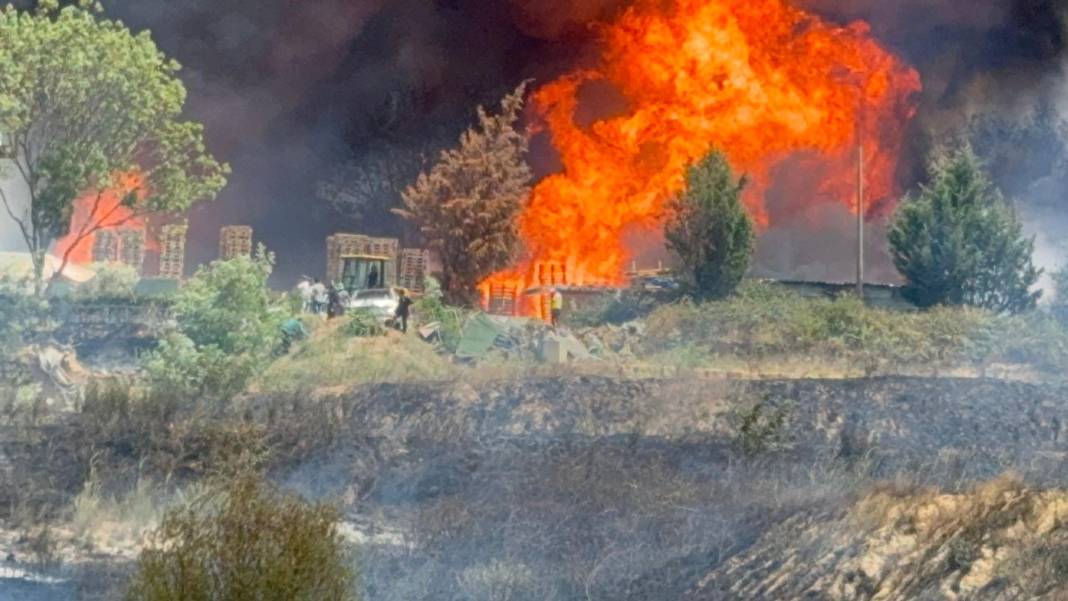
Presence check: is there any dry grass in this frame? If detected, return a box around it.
[251,319,457,394]
[68,475,162,557]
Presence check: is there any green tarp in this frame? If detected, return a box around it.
[455,312,505,359]
[134,278,179,297]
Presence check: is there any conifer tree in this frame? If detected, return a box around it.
[396,84,532,306]
[888,144,1041,313]
[664,150,754,300]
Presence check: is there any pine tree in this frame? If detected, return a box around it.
[395,84,532,306]
[664,150,754,301]
[888,144,1041,314]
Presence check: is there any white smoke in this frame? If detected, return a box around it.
[1021,50,1068,302]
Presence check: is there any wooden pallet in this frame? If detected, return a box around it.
[325,234,399,285]
[398,248,429,293]
[219,225,253,260]
[159,223,188,280]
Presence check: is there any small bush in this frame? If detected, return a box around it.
[126,472,356,601]
[411,284,466,351]
[0,277,51,376]
[345,309,387,337]
[734,400,789,457]
[141,246,290,400]
[78,379,269,482]
[77,263,139,301]
[142,333,262,401]
[638,280,1068,373]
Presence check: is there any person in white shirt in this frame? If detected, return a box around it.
[311,279,328,315]
[296,278,313,313]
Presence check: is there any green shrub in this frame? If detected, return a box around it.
[638,281,1068,373]
[411,277,466,351]
[345,309,387,338]
[734,400,789,457]
[0,276,52,364]
[126,473,356,601]
[77,262,139,301]
[172,246,282,355]
[142,332,262,401]
[142,246,289,399]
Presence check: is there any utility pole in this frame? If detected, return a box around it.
[856,112,865,300]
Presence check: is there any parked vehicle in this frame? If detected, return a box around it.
[348,288,399,320]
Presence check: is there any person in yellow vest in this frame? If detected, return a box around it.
[550,287,564,328]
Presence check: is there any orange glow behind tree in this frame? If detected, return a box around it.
[483,0,921,313]
[53,172,149,266]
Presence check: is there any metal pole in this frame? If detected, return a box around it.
[856,120,865,300]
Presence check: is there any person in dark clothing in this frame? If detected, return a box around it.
[395,288,413,333]
[326,284,344,319]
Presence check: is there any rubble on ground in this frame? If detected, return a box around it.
[450,312,619,364]
[575,320,646,357]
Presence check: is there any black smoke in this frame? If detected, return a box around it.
[25,0,1068,283]
[80,0,593,283]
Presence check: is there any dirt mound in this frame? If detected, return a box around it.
[687,475,1068,600]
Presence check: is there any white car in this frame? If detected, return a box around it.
[349,288,399,320]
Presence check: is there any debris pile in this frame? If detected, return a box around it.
[575,321,647,358]
[442,312,627,365]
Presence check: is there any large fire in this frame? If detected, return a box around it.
[483,0,921,315]
[54,172,148,265]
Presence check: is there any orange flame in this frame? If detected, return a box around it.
[53,172,149,265]
[484,0,921,315]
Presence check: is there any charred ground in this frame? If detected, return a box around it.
[5,373,1068,599]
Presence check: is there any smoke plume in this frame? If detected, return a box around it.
[2,0,1066,284]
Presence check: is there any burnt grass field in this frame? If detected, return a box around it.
[4,375,1068,600]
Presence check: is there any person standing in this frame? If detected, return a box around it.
[311,279,327,315]
[327,284,344,319]
[395,288,413,334]
[296,278,314,313]
[550,287,564,328]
